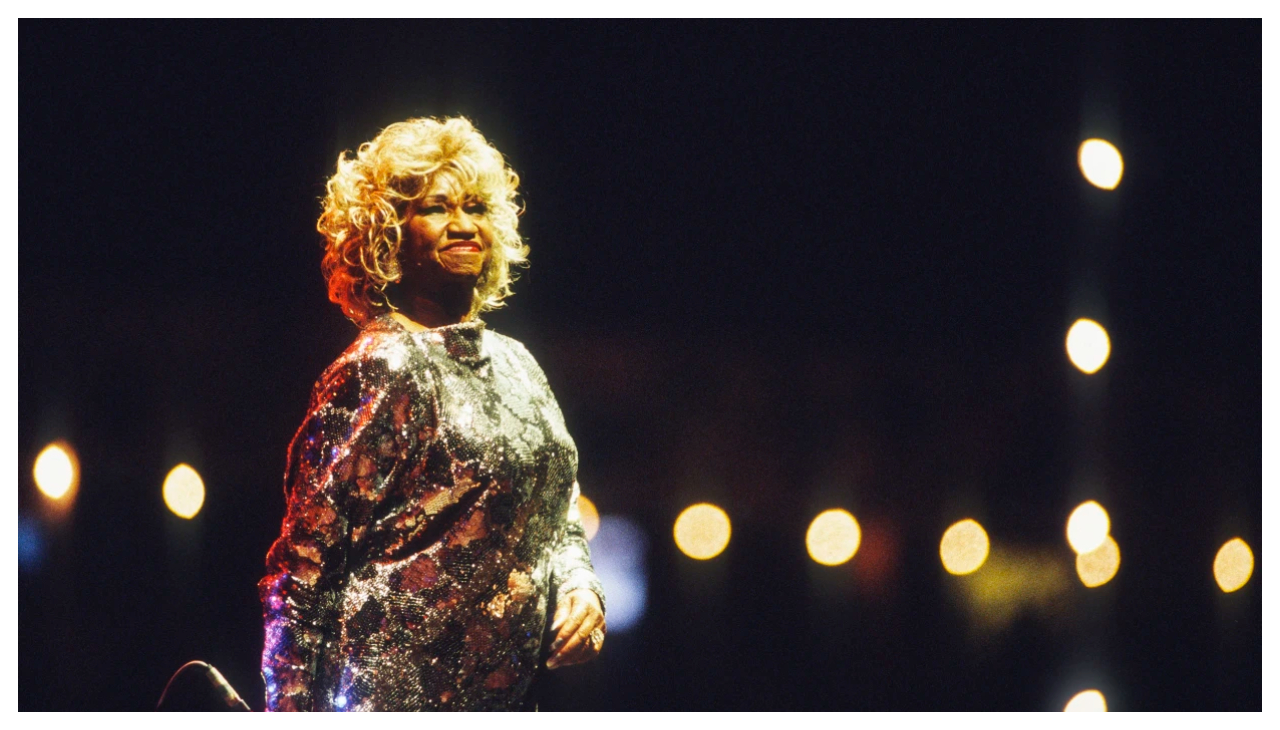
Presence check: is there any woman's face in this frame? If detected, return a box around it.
[399,175,495,292]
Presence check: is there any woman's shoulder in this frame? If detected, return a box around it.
[315,316,420,393]
[484,328,540,366]
[484,329,556,387]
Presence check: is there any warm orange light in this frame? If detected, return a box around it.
[1213,538,1254,593]
[34,441,79,501]
[1064,689,1107,712]
[1078,138,1123,190]
[940,519,990,575]
[806,509,861,566]
[673,503,731,560]
[578,494,600,541]
[1066,500,1110,555]
[1076,535,1121,587]
[1066,319,1111,374]
[163,464,205,519]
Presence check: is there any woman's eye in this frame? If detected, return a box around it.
[465,203,487,215]
[419,205,446,215]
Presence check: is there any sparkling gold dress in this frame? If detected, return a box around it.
[260,315,604,711]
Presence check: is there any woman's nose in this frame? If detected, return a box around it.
[448,211,479,235]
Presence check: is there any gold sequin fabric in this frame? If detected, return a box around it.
[260,315,603,711]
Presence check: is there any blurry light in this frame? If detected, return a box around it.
[1066,500,1110,555]
[163,464,206,519]
[954,546,1072,633]
[1213,537,1254,593]
[19,514,44,572]
[673,503,731,560]
[1078,138,1123,190]
[1066,319,1111,374]
[806,509,861,566]
[577,495,600,541]
[1076,535,1121,587]
[1064,689,1107,712]
[591,515,649,632]
[940,519,990,575]
[34,441,79,501]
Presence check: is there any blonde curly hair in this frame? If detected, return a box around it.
[317,117,527,326]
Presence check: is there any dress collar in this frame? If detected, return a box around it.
[371,313,488,367]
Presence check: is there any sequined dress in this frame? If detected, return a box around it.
[260,315,604,711]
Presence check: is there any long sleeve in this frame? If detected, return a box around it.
[258,349,425,711]
[551,483,606,615]
[505,342,607,617]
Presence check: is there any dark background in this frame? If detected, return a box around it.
[19,20,1260,711]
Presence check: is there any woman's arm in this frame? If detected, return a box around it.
[258,347,425,711]
[547,481,607,668]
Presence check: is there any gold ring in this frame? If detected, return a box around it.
[589,628,604,649]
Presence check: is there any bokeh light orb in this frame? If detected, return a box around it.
[1078,138,1124,190]
[1064,689,1108,712]
[34,441,79,500]
[591,515,649,632]
[1076,535,1121,587]
[806,509,861,566]
[939,519,990,575]
[1066,500,1110,555]
[163,464,206,519]
[1213,537,1254,593]
[673,503,731,560]
[1066,319,1111,374]
[577,494,600,541]
[19,514,45,572]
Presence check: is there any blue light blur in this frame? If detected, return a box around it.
[19,514,44,572]
[590,515,649,632]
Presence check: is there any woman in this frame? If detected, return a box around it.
[260,117,605,711]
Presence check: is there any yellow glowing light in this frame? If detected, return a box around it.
[34,442,79,501]
[163,464,206,519]
[1078,138,1124,190]
[673,503,731,560]
[1066,500,1110,555]
[1076,535,1121,587]
[578,494,600,541]
[1064,689,1107,712]
[1213,538,1254,593]
[1066,319,1111,374]
[806,509,861,566]
[940,519,990,575]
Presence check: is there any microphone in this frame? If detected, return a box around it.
[156,661,252,712]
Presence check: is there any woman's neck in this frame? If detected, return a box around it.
[389,287,473,330]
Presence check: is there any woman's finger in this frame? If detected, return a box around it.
[551,600,590,652]
[550,620,603,668]
[551,601,569,631]
[548,609,604,668]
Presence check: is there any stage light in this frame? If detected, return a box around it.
[1213,538,1254,593]
[577,494,600,541]
[1066,318,1111,374]
[940,519,989,575]
[1064,689,1107,712]
[1076,535,1120,587]
[673,503,731,560]
[806,509,861,566]
[1078,138,1123,190]
[1066,500,1109,555]
[163,464,205,519]
[591,515,649,632]
[34,441,79,501]
[19,514,44,572]
[955,547,1071,632]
